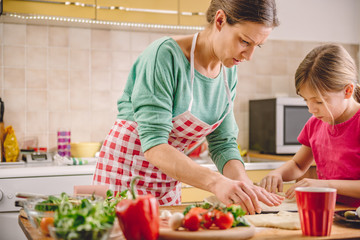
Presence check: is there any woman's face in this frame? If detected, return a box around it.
[213,20,272,68]
[298,83,348,124]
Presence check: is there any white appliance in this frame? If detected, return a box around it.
[249,97,312,154]
[0,162,96,240]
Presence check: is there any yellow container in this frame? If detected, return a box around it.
[70,142,101,158]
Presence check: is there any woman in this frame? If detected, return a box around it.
[93,0,283,214]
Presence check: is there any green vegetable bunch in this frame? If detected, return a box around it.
[52,190,127,240]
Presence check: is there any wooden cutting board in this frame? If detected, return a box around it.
[159,225,255,240]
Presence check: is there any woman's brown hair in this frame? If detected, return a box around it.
[206,0,279,27]
[295,44,360,103]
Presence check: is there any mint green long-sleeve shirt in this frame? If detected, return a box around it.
[117,37,243,173]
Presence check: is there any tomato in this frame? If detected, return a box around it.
[39,217,54,235]
[214,211,234,230]
[201,211,213,229]
[183,213,202,231]
[188,207,206,215]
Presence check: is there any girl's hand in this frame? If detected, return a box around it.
[285,178,330,199]
[213,178,284,215]
[259,172,284,193]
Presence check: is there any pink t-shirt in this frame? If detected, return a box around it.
[298,109,360,207]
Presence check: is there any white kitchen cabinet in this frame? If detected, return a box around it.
[0,163,96,240]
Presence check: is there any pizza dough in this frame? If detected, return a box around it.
[244,211,300,230]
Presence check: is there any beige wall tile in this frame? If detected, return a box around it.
[49,47,69,69]
[71,111,91,133]
[4,46,25,67]
[27,69,47,89]
[36,133,49,149]
[91,90,112,111]
[48,90,69,111]
[4,89,26,112]
[70,70,90,90]
[91,70,111,91]
[27,90,48,112]
[5,111,26,133]
[27,25,48,46]
[110,30,131,51]
[69,28,90,49]
[70,89,90,111]
[149,33,167,43]
[130,32,150,52]
[70,49,90,70]
[0,23,3,44]
[26,111,48,133]
[0,45,2,67]
[49,112,71,132]
[4,24,26,45]
[26,47,47,69]
[111,51,132,71]
[70,111,92,142]
[0,67,3,90]
[91,50,111,71]
[4,68,25,89]
[49,26,69,47]
[111,71,128,91]
[91,111,116,141]
[49,69,69,90]
[91,29,110,49]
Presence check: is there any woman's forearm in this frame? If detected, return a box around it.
[222,160,252,184]
[144,143,223,193]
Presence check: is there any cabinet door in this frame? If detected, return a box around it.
[97,0,178,25]
[4,0,96,18]
[181,183,212,203]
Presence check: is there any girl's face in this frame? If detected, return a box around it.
[298,83,349,124]
[213,18,272,68]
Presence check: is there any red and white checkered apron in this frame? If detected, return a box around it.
[93,33,232,205]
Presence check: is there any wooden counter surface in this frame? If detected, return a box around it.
[19,205,360,240]
[247,151,317,167]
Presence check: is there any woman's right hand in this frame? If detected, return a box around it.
[259,171,283,193]
[212,177,283,215]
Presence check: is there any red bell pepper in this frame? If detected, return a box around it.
[116,176,159,240]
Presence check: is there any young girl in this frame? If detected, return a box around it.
[260,43,360,207]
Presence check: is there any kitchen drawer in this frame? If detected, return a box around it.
[181,183,212,203]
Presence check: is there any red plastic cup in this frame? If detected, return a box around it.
[295,187,337,236]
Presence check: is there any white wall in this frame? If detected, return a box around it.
[271,0,360,44]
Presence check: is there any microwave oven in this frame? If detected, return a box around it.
[249,97,312,154]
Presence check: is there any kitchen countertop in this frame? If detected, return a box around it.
[0,162,97,178]
[0,154,288,179]
[18,205,360,240]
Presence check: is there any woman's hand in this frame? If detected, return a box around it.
[259,171,284,193]
[285,178,330,199]
[212,177,284,215]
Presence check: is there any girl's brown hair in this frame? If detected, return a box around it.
[206,0,279,27]
[295,44,360,103]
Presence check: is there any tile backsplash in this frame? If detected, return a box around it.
[0,22,358,152]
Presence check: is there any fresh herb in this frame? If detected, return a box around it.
[226,205,250,227]
[52,190,127,240]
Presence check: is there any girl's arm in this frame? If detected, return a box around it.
[260,145,314,193]
[286,178,360,199]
